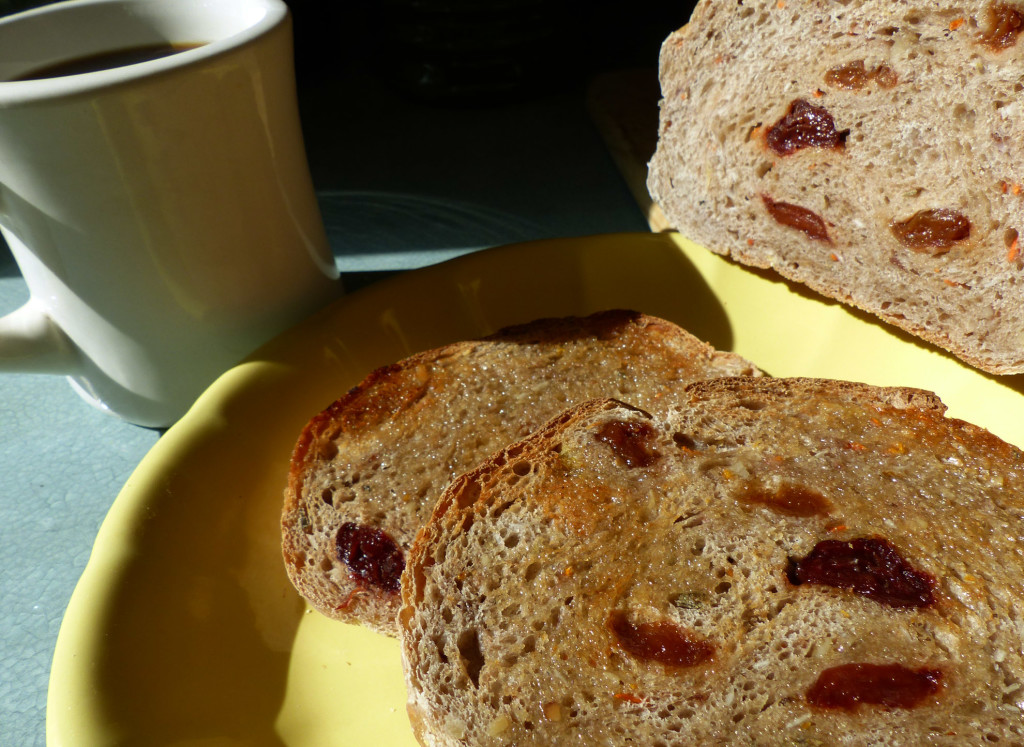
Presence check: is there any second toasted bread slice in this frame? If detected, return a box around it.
[400,380,1024,744]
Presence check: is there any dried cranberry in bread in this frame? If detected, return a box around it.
[281,310,760,635]
[400,380,1024,745]
[646,0,1024,374]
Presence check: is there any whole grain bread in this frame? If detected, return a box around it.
[646,0,1024,374]
[400,379,1024,745]
[281,310,760,635]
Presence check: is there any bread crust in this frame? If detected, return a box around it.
[400,378,1024,744]
[647,0,1024,374]
[281,311,760,635]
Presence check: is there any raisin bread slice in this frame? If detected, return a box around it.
[647,0,1024,374]
[281,310,760,635]
[400,379,1024,745]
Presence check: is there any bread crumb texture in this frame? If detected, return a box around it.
[647,0,1024,373]
[281,311,759,635]
[400,379,1024,745]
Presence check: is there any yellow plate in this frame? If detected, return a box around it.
[47,233,1024,746]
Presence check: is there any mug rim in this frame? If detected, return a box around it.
[0,0,289,104]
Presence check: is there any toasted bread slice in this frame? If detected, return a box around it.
[401,379,1024,745]
[281,310,760,634]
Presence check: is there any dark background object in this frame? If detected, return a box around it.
[286,0,695,101]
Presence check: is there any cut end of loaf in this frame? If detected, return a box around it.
[647,0,1024,374]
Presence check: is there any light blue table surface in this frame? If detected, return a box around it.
[0,61,651,744]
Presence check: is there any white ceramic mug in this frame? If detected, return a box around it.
[0,0,341,427]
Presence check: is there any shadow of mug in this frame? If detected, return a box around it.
[0,0,341,427]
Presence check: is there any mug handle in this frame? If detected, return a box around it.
[0,298,79,374]
[0,186,80,374]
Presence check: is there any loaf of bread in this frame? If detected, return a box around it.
[400,379,1024,745]
[281,310,760,635]
[646,0,1024,374]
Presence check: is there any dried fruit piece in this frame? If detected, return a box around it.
[982,2,1024,50]
[739,481,832,517]
[608,610,714,667]
[824,60,898,90]
[787,536,936,608]
[807,663,943,709]
[765,99,849,155]
[872,64,898,88]
[596,420,660,468]
[336,522,405,593]
[762,195,832,243]
[891,209,971,255]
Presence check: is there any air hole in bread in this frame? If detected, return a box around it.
[456,480,481,510]
[524,561,541,582]
[953,103,974,122]
[457,628,485,687]
[316,441,338,461]
[674,432,699,450]
[432,634,449,664]
[503,532,520,549]
[320,488,334,506]
[512,461,531,476]
[675,511,705,529]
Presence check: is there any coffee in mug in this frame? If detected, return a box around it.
[10,42,206,81]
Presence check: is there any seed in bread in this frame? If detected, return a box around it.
[646,0,1024,374]
[400,380,1024,745]
[280,310,760,635]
